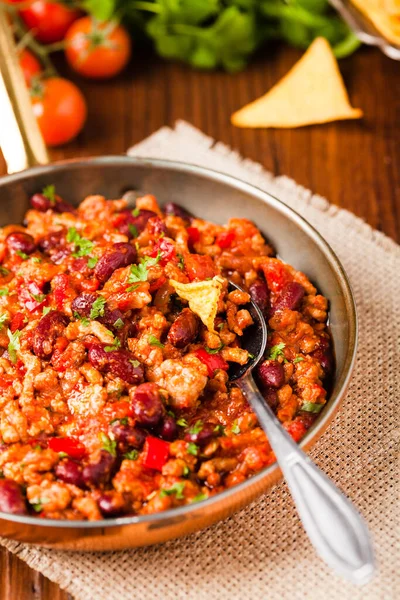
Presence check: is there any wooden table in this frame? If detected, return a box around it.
[1,43,399,600]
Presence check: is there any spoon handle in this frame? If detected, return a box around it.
[238,372,375,585]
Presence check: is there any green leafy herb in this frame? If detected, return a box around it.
[231,420,241,435]
[16,250,29,260]
[130,359,140,367]
[176,417,188,427]
[33,444,42,451]
[0,288,9,297]
[73,311,90,326]
[205,344,224,355]
[67,227,94,258]
[148,334,164,348]
[113,318,124,330]
[31,498,49,513]
[293,356,305,364]
[191,492,208,503]
[182,465,190,477]
[42,306,52,316]
[301,402,324,414]
[131,207,140,217]
[7,329,21,364]
[111,417,128,425]
[42,184,56,205]
[31,257,41,264]
[124,449,139,461]
[177,253,184,270]
[268,342,286,361]
[87,256,98,269]
[127,284,140,292]
[58,452,68,458]
[99,432,117,456]
[188,420,203,435]
[0,314,8,329]
[129,224,139,238]
[30,292,46,303]
[214,424,225,435]
[160,481,185,500]
[128,253,162,284]
[104,338,121,352]
[187,442,199,456]
[90,295,106,320]
[0,266,9,276]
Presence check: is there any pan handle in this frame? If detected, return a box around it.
[0,5,49,174]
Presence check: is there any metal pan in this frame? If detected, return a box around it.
[0,10,357,550]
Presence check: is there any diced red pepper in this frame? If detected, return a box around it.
[185,254,217,282]
[187,227,200,245]
[53,273,69,310]
[284,420,307,443]
[10,312,26,333]
[150,238,176,266]
[103,400,134,421]
[48,437,87,459]
[193,348,229,378]
[142,436,170,471]
[216,230,235,249]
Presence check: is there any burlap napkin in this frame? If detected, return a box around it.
[1,121,399,600]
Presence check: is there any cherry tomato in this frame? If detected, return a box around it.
[65,17,132,79]
[18,49,42,86]
[31,78,87,147]
[11,0,80,44]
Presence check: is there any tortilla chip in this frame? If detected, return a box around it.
[231,37,363,129]
[170,276,224,333]
[351,0,400,44]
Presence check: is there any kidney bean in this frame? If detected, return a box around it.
[30,193,52,212]
[0,479,28,515]
[71,292,97,318]
[32,310,69,358]
[257,360,285,389]
[82,450,117,487]
[98,493,127,517]
[130,383,164,427]
[262,388,278,411]
[311,347,333,375]
[55,459,85,489]
[110,423,146,449]
[98,307,125,330]
[249,279,270,315]
[157,415,178,441]
[39,229,66,253]
[272,282,305,314]
[184,422,216,446]
[94,242,137,283]
[164,202,193,223]
[6,232,36,255]
[167,308,199,349]
[88,346,143,385]
[54,200,75,214]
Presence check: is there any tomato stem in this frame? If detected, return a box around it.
[13,14,58,77]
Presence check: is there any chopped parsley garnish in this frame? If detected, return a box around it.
[16,250,29,260]
[293,356,305,364]
[132,207,140,217]
[128,224,138,238]
[128,252,162,283]
[301,402,324,414]
[205,344,224,355]
[231,421,241,435]
[187,442,199,456]
[0,288,10,297]
[124,449,139,461]
[176,417,188,427]
[188,420,203,435]
[0,266,9,276]
[67,227,94,258]
[7,329,21,364]
[31,499,49,512]
[30,292,46,303]
[31,257,41,264]
[73,311,90,326]
[129,359,140,368]
[182,465,190,477]
[111,417,128,425]
[160,482,185,500]
[268,343,286,361]
[0,314,8,329]
[89,296,106,320]
[191,493,208,503]
[99,432,117,456]
[214,424,225,435]
[42,306,52,316]
[148,334,164,348]
[87,256,98,269]
[42,184,56,205]
[58,452,68,458]
[104,338,121,352]
[177,253,184,270]
[113,318,124,330]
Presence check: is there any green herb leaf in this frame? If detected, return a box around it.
[214,424,225,435]
[160,481,185,500]
[15,250,28,260]
[176,417,188,427]
[0,288,9,297]
[87,256,98,269]
[31,498,49,512]
[58,452,68,458]
[0,266,10,276]
[177,253,184,270]
[268,343,286,361]
[293,356,305,363]
[128,253,162,284]
[90,295,106,320]
[205,344,224,355]
[67,227,94,258]
[99,432,117,456]
[31,257,41,264]
[187,442,199,456]
[129,359,140,368]
[113,318,124,330]
[148,334,164,348]
[191,492,208,503]
[301,402,324,414]
[0,314,8,329]
[104,337,121,352]
[188,420,203,435]
[31,292,46,303]
[73,311,90,326]
[182,465,190,477]
[42,306,52,316]
[129,224,139,238]
[7,329,21,364]
[131,207,140,217]
[42,184,56,205]
[124,449,139,461]
[231,420,240,435]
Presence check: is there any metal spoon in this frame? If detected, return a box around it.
[228,281,375,585]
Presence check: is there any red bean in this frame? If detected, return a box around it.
[164,202,193,223]
[111,423,146,449]
[311,346,334,375]
[39,229,66,253]
[88,346,143,385]
[262,388,278,411]
[98,493,127,517]
[114,209,157,239]
[55,459,85,489]
[272,282,305,314]
[167,308,199,349]
[0,479,28,515]
[94,242,137,283]
[257,360,285,389]
[249,279,270,315]
[71,292,97,318]
[82,451,117,487]
[54,200,75,214]
[30,193,51,212]
[157,415,178,441]
[130,383,164,427]
[6,232,36,255]
[32,311,69,358]
[184,422,216,446]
